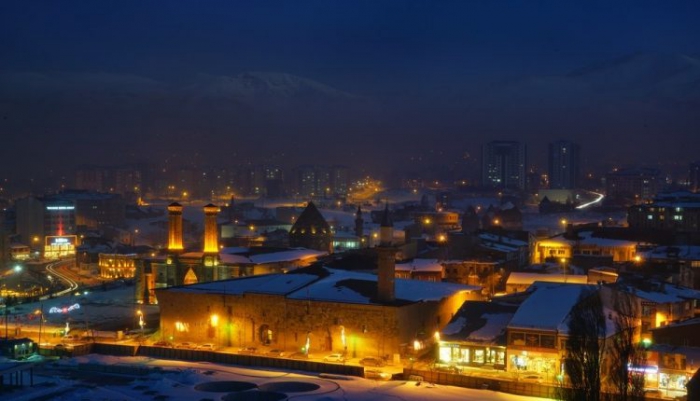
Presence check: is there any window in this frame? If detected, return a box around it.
[541,335,556,349]
[474,349,485,363]
[510,332,525,346]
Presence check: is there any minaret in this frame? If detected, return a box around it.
[354,206,364,238]
[377,203,396,303]
[203,204,220,254]
[167,202,184,252]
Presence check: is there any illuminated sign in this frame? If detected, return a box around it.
[49,303,81,314]
[45,235,77,246]
[46,206,75,211]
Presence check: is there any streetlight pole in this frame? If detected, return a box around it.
[35,304,43,354]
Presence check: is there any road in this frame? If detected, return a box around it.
[576,190,605,209]
[45,259,80,297]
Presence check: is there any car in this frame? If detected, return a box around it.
[152,341,173,348]
[434,364,461,374]
[175,342,196,349]
[238,346,257,354]
[323,353,346,363]
[519,374,544,383]
[266,349,285,357]
[360,357,385,367]
[288,351,309,360]
[364,369,392,381]
[196,343,217,351]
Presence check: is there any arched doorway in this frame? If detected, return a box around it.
[183,268,198,285]
[259,324,273,345]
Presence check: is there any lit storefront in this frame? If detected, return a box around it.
[99,253,137,278]
[507,331,560,375]
[44,235,78,259]
[438,343,506,369]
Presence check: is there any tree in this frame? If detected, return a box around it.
[561,291,607,401]
[604,290,645,401]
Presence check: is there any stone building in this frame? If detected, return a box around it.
[288,201,333,253]
[156,205,482,359]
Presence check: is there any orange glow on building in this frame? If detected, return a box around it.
[167,202,184,251]
[203,203,221,254]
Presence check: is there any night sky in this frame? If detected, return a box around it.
[1,1,699,179]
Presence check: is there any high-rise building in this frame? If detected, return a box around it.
[548,140,580,189]
[481,141,527,190]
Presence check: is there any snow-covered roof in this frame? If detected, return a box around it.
[625,284,700,304]
[506,272,588,286]
[395,259,443,273]
[508,282,595,331]
[441,301,518,345]
[639,245,700,261]
[568,231,636,247]
[249,249,326,264]
[161,266,480,307]
[479,233,528,247]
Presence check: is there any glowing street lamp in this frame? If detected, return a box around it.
[137,310,145,338]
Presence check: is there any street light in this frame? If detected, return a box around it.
[137,310,145,339]
[34,305,44,354]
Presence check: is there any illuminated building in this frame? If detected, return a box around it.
[481,141,527,191]
[628,191,700,233]
[532,230,637,264]
[605,167,660,205]
[439,301,517,370]
[156,265,481,359]
[136,203,327,304]
[99,253,137,278]
[15,191,125,257]
[548,140,580,189]
[44,235,78,259]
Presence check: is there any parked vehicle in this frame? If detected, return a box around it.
[266,349,285,357]
[359,357,385,367]
[288,351,309,360]
[197,343,217,351]
[519,374,544,383]
[238,346,257,354]
[364,369,392,380]
[175,342,196,349]
[323,353,346,363]
[152,341,173,348]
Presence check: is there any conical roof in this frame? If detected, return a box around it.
[291,201,331,233]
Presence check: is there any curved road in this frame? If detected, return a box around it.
[576,190,605,209]
[45,259,80,297]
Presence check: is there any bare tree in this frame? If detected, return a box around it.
[561,291,607,401]
[604,290,645,401]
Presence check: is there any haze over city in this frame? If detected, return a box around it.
[1,1,700,182]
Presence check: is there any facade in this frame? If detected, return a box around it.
[99,253,137,279]
[548,140,580,189]
[288,201,333,253]
[506,282,598,378]
[395,259,443,282]
[481,141,527,191]
[628,191,700,233]
[532,230,637,264]
[135,203,326,304]
[605,168,661,205]
[438,300,518,371]
[155,266,481,359]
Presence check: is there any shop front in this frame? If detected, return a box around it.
[438,342,506,370]
[508,347,560,378]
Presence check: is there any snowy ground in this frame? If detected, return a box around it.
[6,354,551,401]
